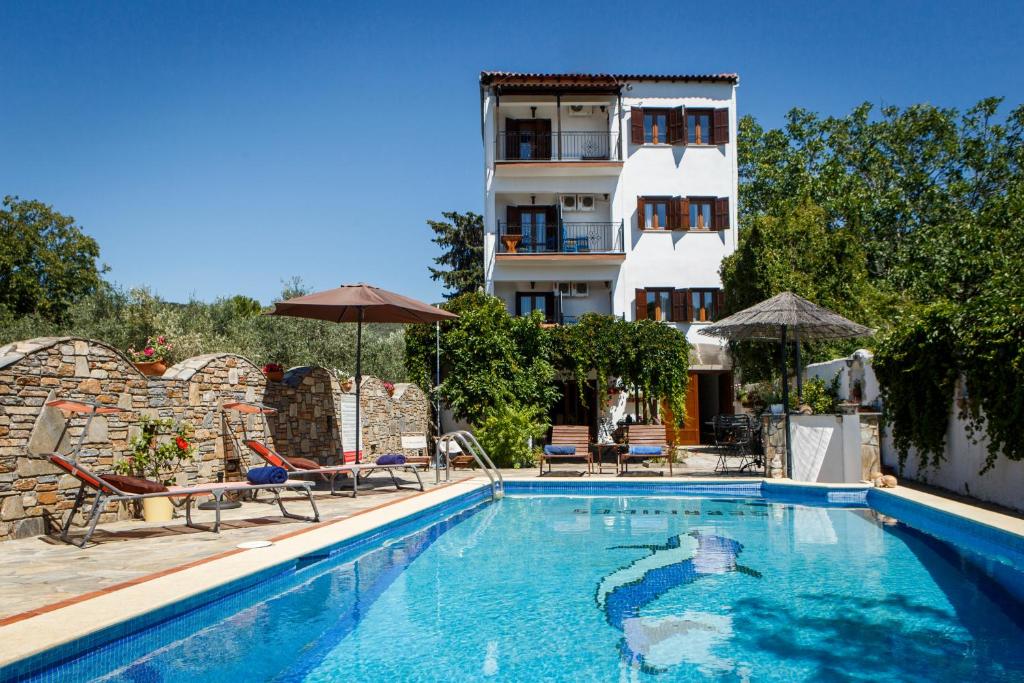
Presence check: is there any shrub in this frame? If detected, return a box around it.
[474,402,549,469]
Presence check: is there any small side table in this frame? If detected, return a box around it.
[591,443,623,475]
[501,234,522,253]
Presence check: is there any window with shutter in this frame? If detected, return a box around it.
[688,198,715,230]
[639,197,672,230]
[516,293,555,323]
[686,109,714,145]
[714,198,730,230]
[713,108,729,145]
[672,289,689,322]
[636,197,646,229]
[668,197,681,230]
[715,290,725,318]
[631,108,645,145]
[506,206,522,234]
[645,289,673,321]
[635,288,648,320]
[689,289,721,322]
[680,198,690,230]
[668,107,685,144]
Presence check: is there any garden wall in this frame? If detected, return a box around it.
[0,337,428,541]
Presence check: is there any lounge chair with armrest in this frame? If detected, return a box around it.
[620,424,673,476]
[539,425,593,475]
[48,453,319,548]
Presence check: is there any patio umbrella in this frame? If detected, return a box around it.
[267,283,457,463]
[698,292,872,477]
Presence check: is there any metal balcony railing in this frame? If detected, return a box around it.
[497,221,624,254]
[496,131,621,162]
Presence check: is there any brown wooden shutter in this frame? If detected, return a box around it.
[506,206,521,234]
[714,197,730,230]
[631,108,645,144]
[669,107,684,144]
[537,119,553,160]
[515,294,523,316]
[680,198,691,230]
[682,110,689,145]
[714,289,725,320]
[713,109,729,145]
[668,197,681,230]
[636,197,646,229]
[635,288,648,320]
[671,289,688,322]
[545,293,557,324]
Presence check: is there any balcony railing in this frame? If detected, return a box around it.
[497,221,624,254]
[496,131,621,162]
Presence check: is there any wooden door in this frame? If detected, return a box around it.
[678,372,701,445]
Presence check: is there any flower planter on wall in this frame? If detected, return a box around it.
[264,370,284,382]
[135,360,168,377]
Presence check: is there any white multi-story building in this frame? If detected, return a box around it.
[479,71,739,443]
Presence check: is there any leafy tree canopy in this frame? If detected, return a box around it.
[0,196,105,321]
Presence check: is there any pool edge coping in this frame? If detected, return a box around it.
[2,476,1023,673]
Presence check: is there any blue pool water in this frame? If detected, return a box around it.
[7,484,1024,682]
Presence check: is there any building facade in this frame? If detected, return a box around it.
[479,71,739,443]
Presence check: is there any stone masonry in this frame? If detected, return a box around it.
[0,337,428,542]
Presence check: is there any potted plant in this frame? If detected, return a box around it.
[115,416,196,521]
[383,381,395,397]
[262,363,285,382]
[128,336,174,376]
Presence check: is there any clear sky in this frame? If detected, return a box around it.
[2,0,1021,305]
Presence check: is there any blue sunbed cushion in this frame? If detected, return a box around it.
[544,445,576,455]
[629,445,662,455]
[375,454,407,466]
[247,466,288,485]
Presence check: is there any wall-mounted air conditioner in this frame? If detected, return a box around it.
[556,282,571,296]
[572,282,590,297]
[576,194,595,212]
[567,105,593,117]
[560,195,577,212]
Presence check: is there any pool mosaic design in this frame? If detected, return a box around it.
[4,483,1024,682]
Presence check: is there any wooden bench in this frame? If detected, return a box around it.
[539,425,593,475]
[621,424,673,476]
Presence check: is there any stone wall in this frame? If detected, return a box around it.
[761,413,881,482]
[0,337,428,541]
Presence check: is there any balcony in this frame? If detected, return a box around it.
[496,221,624,263]
[495,131,622,163]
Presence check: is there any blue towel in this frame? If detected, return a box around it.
[544,445,576,455]
[629,445,662,456]
[247,466,287,485]
[375,454,407,466]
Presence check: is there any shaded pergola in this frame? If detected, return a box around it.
[698,292,872,478]
[268,283,457,462]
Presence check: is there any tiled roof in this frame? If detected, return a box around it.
[480,71,738,86]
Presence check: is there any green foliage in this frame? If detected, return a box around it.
[623,320,691,424]
[115,416,196,483]
[737,98,1024,471]
[802,374,841,415]
[428,211,484,299]
[0,279,409,380]
[0,196,105,321]
[475,402,549,468]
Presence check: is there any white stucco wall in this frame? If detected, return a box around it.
[804,349,880,406]
[882,400,1024,512]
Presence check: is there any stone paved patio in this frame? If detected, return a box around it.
[0,449,752,622]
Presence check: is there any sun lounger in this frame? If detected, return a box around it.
[48,453,319,548]
[620,425,673,476]
[539,425,593,475]
[244,440,424,498]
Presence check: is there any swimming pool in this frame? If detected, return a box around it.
[4,481,1024,682]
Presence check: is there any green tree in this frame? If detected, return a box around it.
[427,211,484,298]
[0,196,105,321]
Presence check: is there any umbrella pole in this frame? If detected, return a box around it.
[781,325,793,478]
[435,321,441,438]
[795,328,803,404]
[355,307,364,464]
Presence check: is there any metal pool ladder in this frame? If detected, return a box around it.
[436,430,504,500]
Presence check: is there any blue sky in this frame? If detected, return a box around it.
[2,0,1021,305]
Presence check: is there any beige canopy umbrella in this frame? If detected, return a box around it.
[698,292,872,477]
[267,283,457,462]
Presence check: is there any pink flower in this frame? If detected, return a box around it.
[143,347,155,357]
[157,336,165,344]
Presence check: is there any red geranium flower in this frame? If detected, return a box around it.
[175,436,189,450]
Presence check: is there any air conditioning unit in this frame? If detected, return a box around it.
[556,282,572,296]
[560,194,578,212]
[576,194,595,212]
[572,282,590,297]
[567,105,593,117]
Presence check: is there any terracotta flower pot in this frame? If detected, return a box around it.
[135,360,167,377]
[264,370,284,382]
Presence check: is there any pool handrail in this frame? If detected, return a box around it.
[436,430,504,499]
